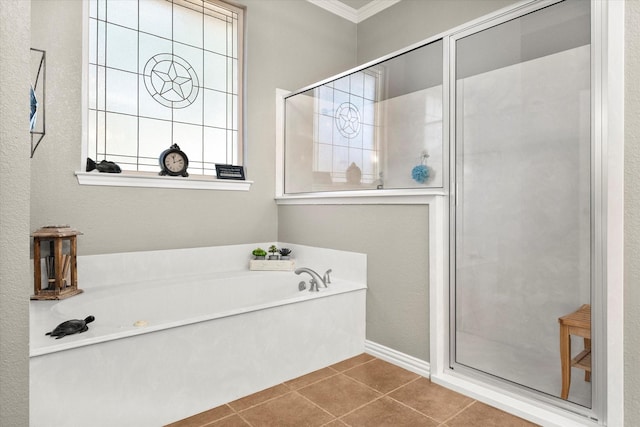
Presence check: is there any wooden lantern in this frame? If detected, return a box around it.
[31,225,83,300]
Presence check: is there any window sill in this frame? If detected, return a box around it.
[275,188,446,205]
[75,171,253,191]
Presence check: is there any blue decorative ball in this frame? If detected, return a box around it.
[412,164,430,183]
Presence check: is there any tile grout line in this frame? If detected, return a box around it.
[232,388,294,415]
[335,393,388,423]
[376,374,447,425]
[292,389,341,423]
[384,393,443,425]
[286,366,341,390]
[440,399,478,425]
[234,408,255,427]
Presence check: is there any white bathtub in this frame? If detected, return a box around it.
[30,244,366,427]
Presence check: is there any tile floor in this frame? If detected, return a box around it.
[166,354,538,427]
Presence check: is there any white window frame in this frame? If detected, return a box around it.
[77,0,251,191]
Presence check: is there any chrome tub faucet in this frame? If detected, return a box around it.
[295,267,327,292]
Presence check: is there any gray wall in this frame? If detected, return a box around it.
[356,0,519,64]
[279,204,430,359]
[0,1,31,426]
[29,0,356,256]
[625,0,640,424]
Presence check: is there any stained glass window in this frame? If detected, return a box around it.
[87,0,243,176]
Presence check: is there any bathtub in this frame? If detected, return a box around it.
[30,244,366,427]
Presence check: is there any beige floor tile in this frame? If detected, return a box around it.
[164,404,234,427]
[389,377,474,422]
[321,420,349,426]
[343,359,419,393]
[205,414,251,427]
[285,367,339,390]
[227,384,290,412]
[330,353,375,372]
[169,357,541,427]
[240,392,335,427]
[446,401,539,427]
[298,374,382,416]
[341,396,438,427]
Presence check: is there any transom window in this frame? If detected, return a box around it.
[87,0,243,176]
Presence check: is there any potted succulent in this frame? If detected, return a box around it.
[278,248,292,260]
[268,245,279,260]
[252,248,267,260]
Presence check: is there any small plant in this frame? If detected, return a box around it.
[268,245,278,255]
[278,248,292,257]
[252,248,267,259]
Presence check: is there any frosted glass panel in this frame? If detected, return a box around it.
[453,0,591,407]
[139,0,172,39]
[106,0,138,29]
[173,4,203,48]
[106,68,137,115]
[284,40,443,193]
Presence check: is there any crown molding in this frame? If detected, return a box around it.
[307,0,401,24]
[307,0,358,23]
[357,0,401,22]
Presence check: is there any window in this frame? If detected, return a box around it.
[87,0,243,177]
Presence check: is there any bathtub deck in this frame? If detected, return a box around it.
[166,354,537,427]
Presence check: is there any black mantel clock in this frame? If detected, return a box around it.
[159,144,189,177]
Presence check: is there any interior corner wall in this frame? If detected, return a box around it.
[625,0,640,424]
[0,1,31,425]
[29,0,356,255]
[356,0,520,65]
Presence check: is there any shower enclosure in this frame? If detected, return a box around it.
[281,0,616,422]
[451,0,593,410]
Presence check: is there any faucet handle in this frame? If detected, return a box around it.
[323,269,332,285]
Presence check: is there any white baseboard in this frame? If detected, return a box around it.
[364,340,430,377]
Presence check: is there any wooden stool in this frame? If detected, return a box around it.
[558,304,591,400]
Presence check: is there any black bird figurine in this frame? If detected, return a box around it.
[86,158,121,173]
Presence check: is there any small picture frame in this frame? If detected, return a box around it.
[215,164,245,180]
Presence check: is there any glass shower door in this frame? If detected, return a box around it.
[452,0,592,407]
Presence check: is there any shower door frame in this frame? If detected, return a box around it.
[429,0,624,426]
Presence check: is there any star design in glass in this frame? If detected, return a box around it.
[335,102,361,138]
[152,62,192,100]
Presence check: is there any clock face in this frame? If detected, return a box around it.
[159,144,189,177]
[164,152,186,173]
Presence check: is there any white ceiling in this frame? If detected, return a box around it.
[307,0,401,23]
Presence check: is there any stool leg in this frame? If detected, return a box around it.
[584,338,591,382]
[560,324,571,399]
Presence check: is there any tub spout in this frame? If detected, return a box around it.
[294,267,326,292]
